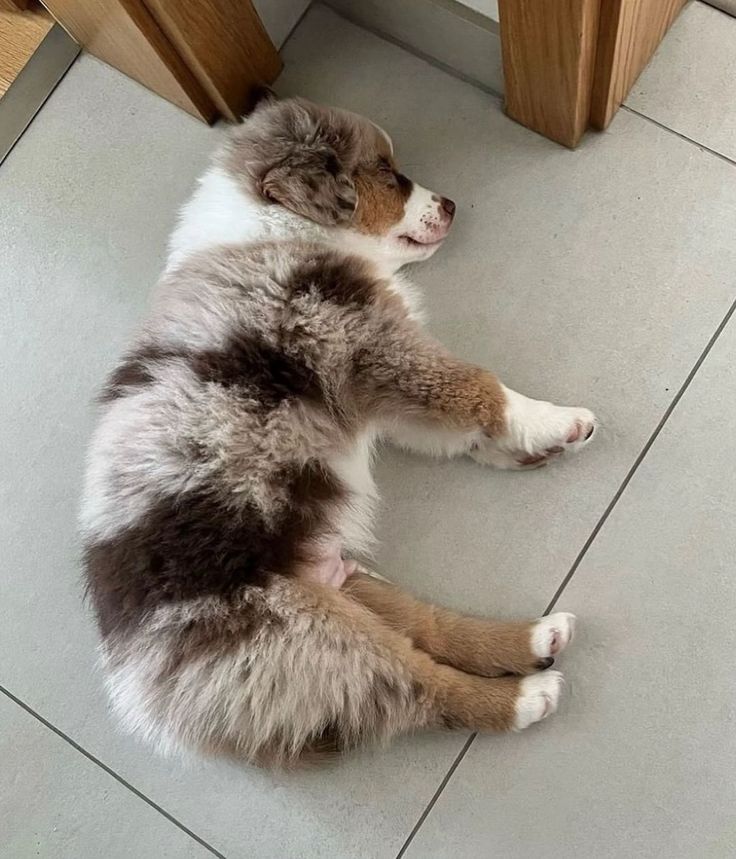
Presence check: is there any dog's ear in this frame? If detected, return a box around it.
[260,142,357,226]
[230,98,361,226]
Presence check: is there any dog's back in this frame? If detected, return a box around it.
[80,227,406,761]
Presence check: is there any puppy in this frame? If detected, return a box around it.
[81,97,596,766]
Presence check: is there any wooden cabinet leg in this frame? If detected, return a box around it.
[590,0,687,130]
[498,0,601,149]
[42,0,282,123]
[498,0,687,148]
[141,0,282,121]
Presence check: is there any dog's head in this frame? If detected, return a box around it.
[225,96,455,267]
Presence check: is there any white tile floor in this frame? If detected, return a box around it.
[1,2,735,856]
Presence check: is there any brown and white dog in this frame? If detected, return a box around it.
[81,97,596,766]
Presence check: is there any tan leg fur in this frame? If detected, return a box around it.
[344,572,552,677]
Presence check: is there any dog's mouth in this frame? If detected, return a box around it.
[398,234,445,248]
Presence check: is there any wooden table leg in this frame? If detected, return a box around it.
[42,0,282,123]
[498,0,600,149]
[590,0,687,130]
[498,0,687,148]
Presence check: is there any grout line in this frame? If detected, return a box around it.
[545,293,736,613]
[0,684,228,859]
[395,289,736,859]
[395,732,476,859]
[621,104,736,169]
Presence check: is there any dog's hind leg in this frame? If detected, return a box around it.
[343,572,575,677]
[105,576,565,766]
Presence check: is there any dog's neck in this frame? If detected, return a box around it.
[166,166,406,277]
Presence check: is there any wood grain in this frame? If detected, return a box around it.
[142,0,281,121]
[43,0,217,120]
[498,0,601,148]
[0,2,53,97]
[0,0,34,10]
[590,0,687,129]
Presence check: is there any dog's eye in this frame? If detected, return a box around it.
[377,158,394,176]
[377,160,399,186]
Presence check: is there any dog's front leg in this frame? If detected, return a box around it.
[354,325,597,469]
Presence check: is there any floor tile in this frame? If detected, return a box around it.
[626,1,736,161]
[3,6,736,858]
[0,693,212,859]
[403,313,736,858]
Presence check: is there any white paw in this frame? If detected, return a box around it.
[531,612,576,659]
[514,671,564,731]
[470,388,597,470]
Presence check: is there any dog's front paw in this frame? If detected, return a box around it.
[470,388,597,470]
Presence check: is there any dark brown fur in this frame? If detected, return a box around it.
[287,250,380,307]
[85,461,345,638]
[100,345,169,402]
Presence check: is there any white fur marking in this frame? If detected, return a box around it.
[514,671,564,731]
[328,428,379,555]
[167,167,332,272]
[531,613,576,659]
[470,387,597,470]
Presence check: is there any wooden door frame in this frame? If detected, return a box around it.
[42,0,282,122]
[498,0,688,148]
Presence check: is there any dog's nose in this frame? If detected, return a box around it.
[440,197,456,217]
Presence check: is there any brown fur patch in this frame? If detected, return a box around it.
[428,665,521,732]
[353,162,413,236]
[84,461,345,637]
[100,345,168,402]
[100,334,325,409]
[441,368,507,436]
[190,336,324,406]
[287,249,380,308]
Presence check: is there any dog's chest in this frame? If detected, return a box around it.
[386,273,425,323]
